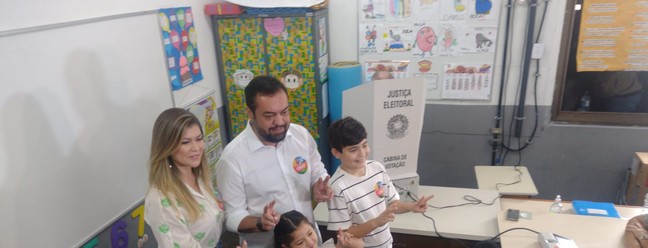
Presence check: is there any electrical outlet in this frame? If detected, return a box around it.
[391,175,419,202]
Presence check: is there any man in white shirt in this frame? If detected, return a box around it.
[216,75,332,248]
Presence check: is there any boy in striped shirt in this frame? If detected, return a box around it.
[326,117,433,248]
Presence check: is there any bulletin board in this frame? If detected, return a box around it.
[358,0,502,100]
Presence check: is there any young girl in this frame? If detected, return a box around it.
[274,210,362,248]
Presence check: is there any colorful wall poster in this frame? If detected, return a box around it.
[381,26,416,53]
[365,60,411,82]
[360,23,384,55]
[577,0,648,71]
[442,63,492,99]
[411,23,440,57]
[468,0,499,21]
[360,0,389,21]
[458,27,497,53]
[185,94,222,175]
[159,7,203,91]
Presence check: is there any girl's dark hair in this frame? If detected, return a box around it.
[274,210,310,248]
[328,116,367,152]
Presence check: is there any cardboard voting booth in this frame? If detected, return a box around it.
[342,78,426,200]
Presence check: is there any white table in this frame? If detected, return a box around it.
[314,185,502,241]
[474,165,539,196]
[498,198,644,248]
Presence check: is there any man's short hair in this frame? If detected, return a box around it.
[328,116,367,152]
[244,75,288,112]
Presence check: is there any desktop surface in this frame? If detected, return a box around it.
[498,198,643,248]
[475,165,539,196]
[314,185,502,241]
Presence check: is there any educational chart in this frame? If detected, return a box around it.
[576,0,648,71]
[159,7,203,91]
[358,0,501,100]
[185,94,222,187]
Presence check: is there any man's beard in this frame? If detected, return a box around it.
[251,119,288,143]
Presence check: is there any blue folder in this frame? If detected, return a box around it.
[572,200,620,218]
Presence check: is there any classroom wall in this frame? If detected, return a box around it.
[327,0,648,202]
[0,0,221,247]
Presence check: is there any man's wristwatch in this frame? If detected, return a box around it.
[256,218,266,232]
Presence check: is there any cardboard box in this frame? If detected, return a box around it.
[625,152,648,205]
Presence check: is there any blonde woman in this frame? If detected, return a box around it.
[144,108,241,247]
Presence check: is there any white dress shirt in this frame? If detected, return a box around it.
[216,123,329,248]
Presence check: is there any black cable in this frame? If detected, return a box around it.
[498,0,551,164]
[489,227,539,240]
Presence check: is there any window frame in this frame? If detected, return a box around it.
[551,0,648,126]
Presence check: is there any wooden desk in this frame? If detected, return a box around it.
[314,185,502,241]
[475,165,538,196]
[498,198,643,248]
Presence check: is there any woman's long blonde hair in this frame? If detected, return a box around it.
[148,108,217,223]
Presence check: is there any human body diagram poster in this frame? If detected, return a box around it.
[359,0,501,100]
[159,7,204,91]
[576,0,648,71]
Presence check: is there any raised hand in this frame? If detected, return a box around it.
[410,195,434,213]
[260,200,279,231]
[313,175,333,202]
[236,240,248,248]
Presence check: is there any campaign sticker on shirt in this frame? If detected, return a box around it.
[292,156,308,174]
[375,181,385,197]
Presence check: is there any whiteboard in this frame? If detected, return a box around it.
[0,13,173,247]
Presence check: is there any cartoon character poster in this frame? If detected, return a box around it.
[413,0,441,21]
[439,0,468,22]
[186,95,222,169]
[411,23,439,57]
[442,63,492,99]
[458,27,497,53]
[360,24,384,55]
[469,0,499,20]
[360,0,389,21]
[386,0,414,21]
[365,60,410,82]
[381,26,416,53]
[439,23,461,56]
[159,7,203,91]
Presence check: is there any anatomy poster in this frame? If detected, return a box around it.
[442,63,492,99]
[159,7,203,91]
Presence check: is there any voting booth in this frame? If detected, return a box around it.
[342,78,426,200]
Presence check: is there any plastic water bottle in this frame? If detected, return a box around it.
[577,91,591,111]
[550,195,564,214]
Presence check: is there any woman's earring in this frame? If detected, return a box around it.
[168,164,172,168]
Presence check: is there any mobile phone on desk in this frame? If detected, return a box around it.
[506,208,520,221]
